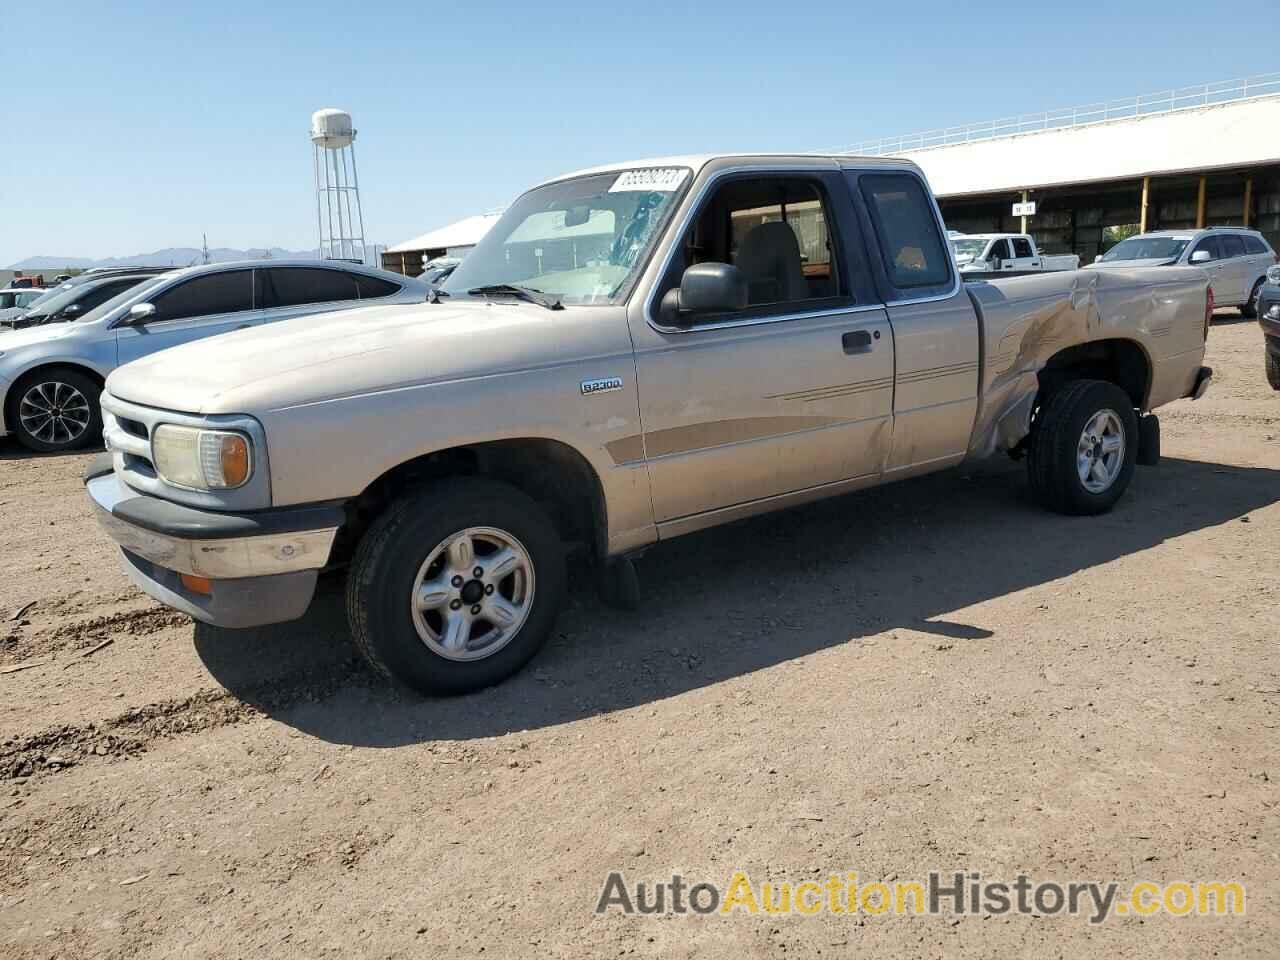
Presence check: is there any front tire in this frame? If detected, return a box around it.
[1266,345,1280,391]
[1026,379,1138,515]
[346,478,566,696]
[8,368,102,453]
[1242,280,1264,320]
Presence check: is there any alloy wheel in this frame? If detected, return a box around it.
[18,381,92,447]
[1077,409,1125,493]
[409,526,536,662]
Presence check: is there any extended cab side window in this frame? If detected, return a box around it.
[1011,237,1035,258]
[667,175,849,319]
[146,271,254,323]
[858,173,952,296]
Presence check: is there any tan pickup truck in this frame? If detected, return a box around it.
[86,154,1213,695]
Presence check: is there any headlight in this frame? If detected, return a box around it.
[152,425,252,490]
[1267,264,1280,285]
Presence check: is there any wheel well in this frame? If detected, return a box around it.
[3,363,105,432]
[1037,339,1151,410]
[339,439,607,565]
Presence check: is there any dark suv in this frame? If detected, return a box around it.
[1258,267,1280,389]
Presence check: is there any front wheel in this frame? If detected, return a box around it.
[346,478,566,696]
[1242,280,1264,320]
[8,368,102,453]
[1026,379,1138,515]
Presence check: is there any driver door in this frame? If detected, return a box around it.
[626,169,894,532]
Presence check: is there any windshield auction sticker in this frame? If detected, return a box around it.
[609,168,690,193]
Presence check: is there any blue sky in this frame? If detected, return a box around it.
[4,0,1269,266]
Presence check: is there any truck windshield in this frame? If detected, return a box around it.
[441,167,690,305]
[1101,237,1189,262]
[951,238,989,259]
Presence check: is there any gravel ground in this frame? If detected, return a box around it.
[1,316,1277,958]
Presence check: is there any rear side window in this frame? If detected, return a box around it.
[1219,234,1246,259]
[264,267,359,308]
[1011,237,1035,258]
[353,274,401,299]
[859,173,951,292]
[1244,235,1269,255]
[147,271,254,322]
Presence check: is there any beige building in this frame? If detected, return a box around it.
[381,214,502,277]
[846,76,1280,261]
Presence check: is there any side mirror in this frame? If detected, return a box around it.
[62,303,83,316]
[1190,250,1212,264]
[128,302,156,323]
[1094,254,1103,263]
[660,262,749,325]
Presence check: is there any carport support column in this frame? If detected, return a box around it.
[1139,177,1150,233]
[1019,190,1029,234]
[1196,176,1207,229]
[1244,178,1253,227]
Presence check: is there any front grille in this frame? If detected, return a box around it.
[117,415,148,440]
[101,395,157,485]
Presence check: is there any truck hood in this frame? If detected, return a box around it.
[105,299,614,415]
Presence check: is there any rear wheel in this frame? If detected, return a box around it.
[1242,279,1264,319]
[8,368,102,453]
[1026,379,1138,515]
[346,478,566,696]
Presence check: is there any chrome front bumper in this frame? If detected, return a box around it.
[86,468,343,628]
[87,473,338,579]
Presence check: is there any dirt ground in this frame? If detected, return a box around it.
[1,316,1277,959]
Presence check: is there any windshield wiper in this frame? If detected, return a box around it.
[467,284,563,311]
[428,287,450,304]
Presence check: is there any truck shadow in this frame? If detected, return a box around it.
[193,455,1279,746]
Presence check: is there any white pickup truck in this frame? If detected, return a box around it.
[952,233,1081,275]
[86,154,1212,695]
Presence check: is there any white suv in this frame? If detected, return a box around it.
[1092,227,1277,317]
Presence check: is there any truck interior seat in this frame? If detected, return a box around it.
[736,221,806,305]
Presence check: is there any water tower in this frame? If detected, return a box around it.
[310,108,367,263]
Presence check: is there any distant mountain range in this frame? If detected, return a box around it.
[8,247,322,270]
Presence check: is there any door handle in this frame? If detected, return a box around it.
[842,330,873,353]
[235,323,253,330]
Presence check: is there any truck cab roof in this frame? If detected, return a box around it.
[535,153,925,188]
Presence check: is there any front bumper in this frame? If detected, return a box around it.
[85,457,344,628]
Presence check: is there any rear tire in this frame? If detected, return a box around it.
[346,478,566,696]
[1242,279,1264,320]
[1026,379,1138,516]
[8,368,102,453]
